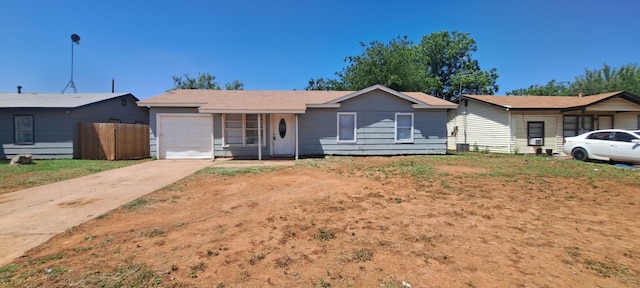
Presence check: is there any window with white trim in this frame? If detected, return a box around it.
[14,115,34,145]
[223,114,266,146]
[395,113,414,143]
[337,112,356,142]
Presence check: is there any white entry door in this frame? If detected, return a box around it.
[272,114,294,156]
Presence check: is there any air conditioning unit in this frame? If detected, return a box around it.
[529,138,543,146]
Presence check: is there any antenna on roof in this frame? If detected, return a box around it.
[62,34,81,93]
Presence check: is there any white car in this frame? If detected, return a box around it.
[563,129,640,163]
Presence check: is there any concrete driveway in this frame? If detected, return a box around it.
[0,160,213,266]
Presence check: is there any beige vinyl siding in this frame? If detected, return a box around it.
[588,98,640,112]
[460,100,510,153]
[615,112,640,129]
[511,113,563,154]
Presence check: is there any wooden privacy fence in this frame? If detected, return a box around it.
[78,123,150,160]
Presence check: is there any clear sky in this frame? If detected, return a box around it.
[1,0,638,99]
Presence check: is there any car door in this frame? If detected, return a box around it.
[584,131,613,159]
[608,132,640,162]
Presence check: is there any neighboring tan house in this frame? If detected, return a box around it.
[0,92,148,159]
[137,85,457,160]
[447,91,640,154]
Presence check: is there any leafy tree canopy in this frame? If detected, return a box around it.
[306,31,499,101]
[572,63,640,96]
[171,73,244,90]
[305,78,346,91]
[506,80,572,96]
[507,63,640,96]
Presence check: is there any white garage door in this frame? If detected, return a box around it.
[158,114,213,159]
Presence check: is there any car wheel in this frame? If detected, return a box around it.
[572,147,589,161]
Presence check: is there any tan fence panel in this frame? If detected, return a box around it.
[78,123,150,160]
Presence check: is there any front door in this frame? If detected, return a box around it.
[272,114,295,156]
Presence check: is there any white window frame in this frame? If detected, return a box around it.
[222,114,266,147]
[337,112,357,143]
[395,113,414,143]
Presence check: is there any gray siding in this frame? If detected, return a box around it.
[0,95,148,159]
[1,109,75,159]
[147,90,450,159]
[299,90,448,155]
[212,114,272,158]
[149,109,273,159]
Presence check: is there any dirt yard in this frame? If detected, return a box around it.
[2,155,639,287]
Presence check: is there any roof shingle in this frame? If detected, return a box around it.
[137,86,457,112]
[464,91,625,109]
[0,93,135,108]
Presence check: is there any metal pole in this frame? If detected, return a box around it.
[71,40,74,83]
[62,40,77,93]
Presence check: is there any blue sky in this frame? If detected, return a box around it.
[1,0,638,99]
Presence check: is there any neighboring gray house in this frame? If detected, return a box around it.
[447,91,640,154]
[137,85,457,160]
[0,92,149,159]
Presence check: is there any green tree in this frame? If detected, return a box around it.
[171,73,244,90]
[337,36,427,92]
[506,80,572,96]
[418,31,498,100]
[507,63,640,96]
[224,79,245,90]
[305,77,346,91]
[571,63,640,95]
[306,31,499,100]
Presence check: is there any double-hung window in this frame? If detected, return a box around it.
[14,115,34,145]
[527,121,544,146]
[337,112,356,142]
[395,113,414,143]
[223,114,265,146]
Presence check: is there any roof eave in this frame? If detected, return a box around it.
[412,104,458,109]
[136,103,204,108]
[306,104,341,108]
[198,109,306,114]
[327,84,426,105]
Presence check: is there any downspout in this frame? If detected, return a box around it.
[295,114,299,160]
[258,114,262,161]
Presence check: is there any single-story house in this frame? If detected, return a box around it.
[0,92,149,159]
[136,85,457,160]
[447,91,640,154]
